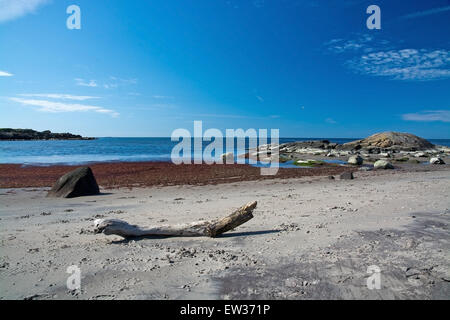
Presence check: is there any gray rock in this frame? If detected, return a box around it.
[347,155,363,165]
[340,172,354,180]
[430,157,445,164]
[374,160,394,170]
[415,152,426,158]
[221,152,234,163]
[47,167,100,198]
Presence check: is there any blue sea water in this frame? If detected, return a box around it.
[0,137,449,165]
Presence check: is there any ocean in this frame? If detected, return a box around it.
[1,137,449,165]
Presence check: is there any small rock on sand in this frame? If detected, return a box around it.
[340,172,354,180]
[347,155,363,165]
[374,160,394,170]
[430,157,445,165]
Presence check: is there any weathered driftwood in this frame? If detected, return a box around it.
[94,201,257,239]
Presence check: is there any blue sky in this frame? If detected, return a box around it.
[0,0,449,138]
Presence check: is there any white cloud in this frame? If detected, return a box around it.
[10,97,119,117]
[0,70,13,77]
[18,94,99,101]
[75,78,98,87]
[400,6,450,20]
[325,118,337,124]
[347,49,450,81]
[402,110,450,123]
[325,35,450,81]
[0,0,49,23]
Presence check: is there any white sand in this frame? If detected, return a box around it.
[1,169,449,300]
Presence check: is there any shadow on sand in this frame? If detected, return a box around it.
[109,229,281,244]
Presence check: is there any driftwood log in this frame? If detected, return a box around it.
[94,201,257,239]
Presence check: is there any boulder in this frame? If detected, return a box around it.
[340,172,354,180]
[430,157,445,165]
[221,152,234,164]
[374,160,394,170]
[47,167,100,198]
[348,155,363,165]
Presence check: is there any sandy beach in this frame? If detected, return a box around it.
[1,164,449,300]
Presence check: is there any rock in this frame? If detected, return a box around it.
[339,132,435,151]
[374,160,394,170]
[379,152,391,158]
[430,157,445,165]
[415,152,426,158]
[340,172,354,180]
[347,155,363,165]
[47,167,100,198]
[221,152,234,164]
[328,176,335,180]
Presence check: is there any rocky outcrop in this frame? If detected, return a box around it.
[47,167,100,198]
[271,132,449,166]
[281,140,338,151]
[0,128,95,140]
[338,132,434,152]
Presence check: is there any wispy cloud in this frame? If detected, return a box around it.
[325,34,450,81]
[347,49,450,81]
[0,70,13,77]
[399,6,450,20]
[10,97,119,117]
[18,94,99,101]
[256,95,265,103]
[402,110,450,123]
[75,78,98,87]
[104,76,137,89]
[325,117,337,124]
[152,95,174,99]
[0,0,49,23]
[75,77,138,89]
[325,34,375,54]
